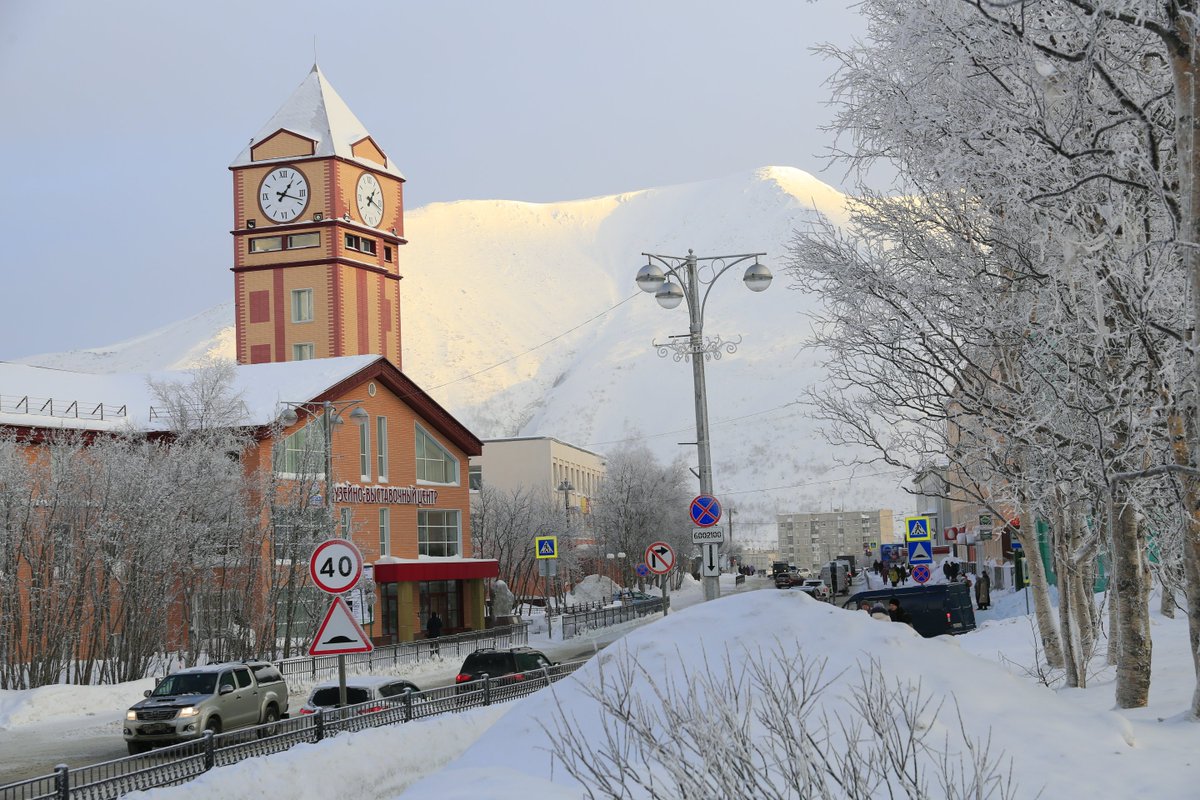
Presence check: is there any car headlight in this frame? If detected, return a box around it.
[178,706,199,718]
[126,710,138,721]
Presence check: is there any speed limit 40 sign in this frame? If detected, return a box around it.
[309,538,364,594]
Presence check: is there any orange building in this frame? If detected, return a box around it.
[230,66,407,367]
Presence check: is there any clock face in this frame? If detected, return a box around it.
[356,173,384,228]
[258,167,309,223]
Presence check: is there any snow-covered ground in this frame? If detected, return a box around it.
[4,572,1198,798]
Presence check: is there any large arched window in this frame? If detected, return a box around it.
[415,425,459,485]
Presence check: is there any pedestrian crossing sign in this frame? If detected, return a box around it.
[905,516,932,542]
[535,535,558,559]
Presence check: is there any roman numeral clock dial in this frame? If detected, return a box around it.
[258,167,309,222]
[356,172,384,228]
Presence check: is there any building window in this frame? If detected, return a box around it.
[287,232,320,249]
[291,289,313,323]
[379,508,390,556]
[468,464,482,492]
[376,417,388,480]
[419,580,460,631]
[249,236,283,253]
[418,509,460,557]
[415,425,458,484]
[292,343,314,361]
[384,246,393,262]
[381,582,398,641]
[273,423,325,476]
[340,507,353,537]
[358,417,371,480]
[345,233,377,255]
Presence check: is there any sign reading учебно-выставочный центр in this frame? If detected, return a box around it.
[332,484,439,505]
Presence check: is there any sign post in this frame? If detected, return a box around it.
[690,494,723,601]
[645,542,675,616]
[309,538,370,708]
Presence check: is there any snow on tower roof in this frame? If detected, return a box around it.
[229,64,405,179]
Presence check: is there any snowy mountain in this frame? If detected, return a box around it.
[16,167,910,537]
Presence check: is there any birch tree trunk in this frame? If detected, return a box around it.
[1112,491,1153,708]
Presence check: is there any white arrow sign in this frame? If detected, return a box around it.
[700,543,721,577]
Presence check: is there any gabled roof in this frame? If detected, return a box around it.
[230,65,405,179]
[0,356,481,457]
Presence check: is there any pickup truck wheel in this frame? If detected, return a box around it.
[257,705,280,738]
[204,717,222,735]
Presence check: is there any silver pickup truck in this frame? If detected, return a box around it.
[124,660,289,754]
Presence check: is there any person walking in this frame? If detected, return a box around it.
[887,597,912,625]
[427,610,443,639]
[975,570,992,610]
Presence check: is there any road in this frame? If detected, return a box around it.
[0,641,611,786]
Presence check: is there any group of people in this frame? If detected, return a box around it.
[861,596,912,625]
[867,558,993,612]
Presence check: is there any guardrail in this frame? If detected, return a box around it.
[273,622,529,684]
[1,659,586,800]
[560,597,666,640]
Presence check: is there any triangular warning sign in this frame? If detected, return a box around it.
[309,596,374,656]
[539,540,555,555]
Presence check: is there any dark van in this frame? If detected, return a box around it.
[843,583,976,637]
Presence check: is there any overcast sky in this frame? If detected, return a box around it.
[0,1,866,360]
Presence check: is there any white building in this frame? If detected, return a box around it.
[776,509,894,571]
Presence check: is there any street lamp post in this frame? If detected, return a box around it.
[554,480,573,608]
[635,249,771,602]
[277,399,369,708]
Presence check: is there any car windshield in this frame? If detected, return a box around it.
[310,687,372,707]
[151,673,217,696]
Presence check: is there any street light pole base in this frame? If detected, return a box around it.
[703,575,721,602]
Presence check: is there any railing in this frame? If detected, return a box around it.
[560,597,666,640]
[0,660,586,800]
[0,394,127,421]
[272,622,529,684]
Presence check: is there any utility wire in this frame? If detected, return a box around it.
[428,292,640,390]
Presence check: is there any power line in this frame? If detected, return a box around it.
[718,468,910,497]
[429,292,640,390]
[582,402,803,448]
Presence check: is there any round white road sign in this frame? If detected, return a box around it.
[309,538,364,594]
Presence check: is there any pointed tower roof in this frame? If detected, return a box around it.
[230,65,405,179]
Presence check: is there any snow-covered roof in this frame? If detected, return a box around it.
[229,65,405,179]
[0,355,379,434]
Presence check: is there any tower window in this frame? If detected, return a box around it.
[287,232,320,249]
[292,343,314,361]
[291,289,313,323]
[384,246,393,263]
[250,236,283,253]
[345,234,377,255]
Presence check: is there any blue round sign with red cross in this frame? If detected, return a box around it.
[690,494,722,528]
[911,564,931,584]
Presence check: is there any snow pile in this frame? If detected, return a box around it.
[565,574,620,605]
[5,577,1200,798]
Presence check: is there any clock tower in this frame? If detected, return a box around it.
[229,65,406,366]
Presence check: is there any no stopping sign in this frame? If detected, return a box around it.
[309,538,364,594]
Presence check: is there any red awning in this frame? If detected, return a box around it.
[373,559,500,583]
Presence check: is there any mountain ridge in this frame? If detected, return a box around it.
[15,167,909,542]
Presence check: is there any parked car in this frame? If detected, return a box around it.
[123,660,289,754]
[454,647,555,687]
[613,589,653,602]
[299,674,420,715]
[796,579,831,601]
[842,583,977,637]
[775,571,807,589]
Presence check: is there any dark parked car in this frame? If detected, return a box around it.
[299,675,420,715]
[843,583,977,637]
[454,647,554,686]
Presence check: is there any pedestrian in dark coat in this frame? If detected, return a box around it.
[427,611,443,638]
[887,597,912,625]
[975,571,992,610]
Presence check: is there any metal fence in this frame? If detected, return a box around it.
[1,659,586,800]
[560,597,666,640]
[273,622,529,684]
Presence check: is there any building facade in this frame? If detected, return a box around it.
[469,436,606,516]
[776,509,894,571]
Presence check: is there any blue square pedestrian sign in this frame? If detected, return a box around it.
[905,516,932,542]
[535,535,558,559]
